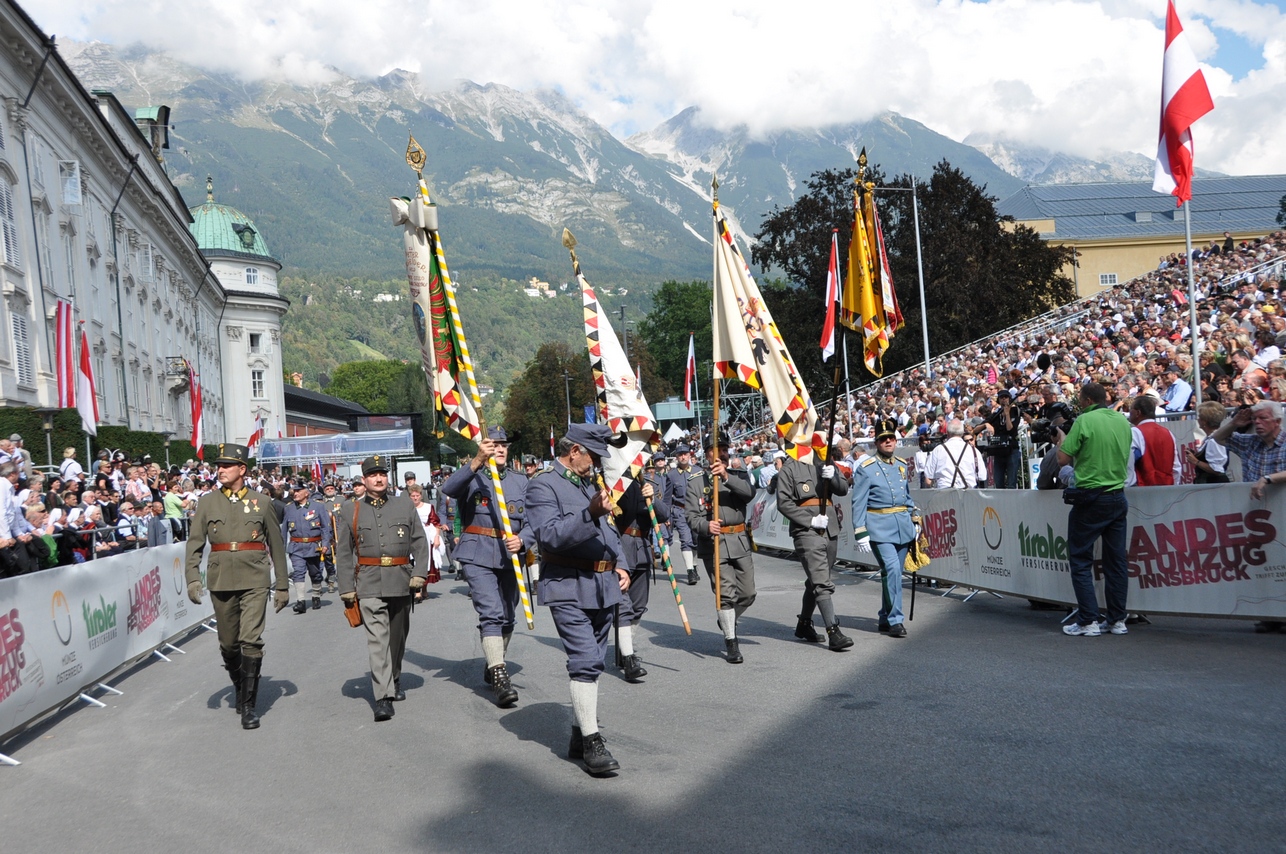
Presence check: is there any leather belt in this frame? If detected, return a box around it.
[542,552,616,573]
[719,524,746,534]
[869,506,909,515]
[464,525,502,537]
[357,556,411,566]
[290,536,322,543]
[622,524,644,537]
[210,541,266,552]
[797,499,821,508]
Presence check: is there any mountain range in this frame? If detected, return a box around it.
[62,41,1159,285]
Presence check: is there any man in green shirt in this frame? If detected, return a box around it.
[1056,382,1132,637]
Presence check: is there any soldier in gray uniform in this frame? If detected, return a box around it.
[775,447,852,650]
[184,443,290,730]
[851,419,921,638]
[666,444,699,584]
[685,434,757,664]
[281,480,333,613]
[440,426,534,708]
[336,455,431,722]
[319,481,343,592]
[525,423,631,776]
[613,470,667,682]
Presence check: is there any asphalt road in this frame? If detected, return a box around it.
[4,551,1285,853]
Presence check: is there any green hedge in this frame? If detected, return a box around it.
[0,407,215,471]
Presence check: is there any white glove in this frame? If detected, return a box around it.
[855,537,873,554]
[810,514,828,531]
[821,465,835,481]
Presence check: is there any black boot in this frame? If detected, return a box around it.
[489,664,518,708]
[581,731,620,776]
[686,568,700,586]
[393,678,406,702]
[292,600,307,615]
[725,638,743,664]
[311,595,321,611]
[826,624,854,651]
[621,654,647,682]
[240,657,262,730]
[221,649,243,713]
[794,618,822,643]
[373,698,394,722]
[568,726,584,760]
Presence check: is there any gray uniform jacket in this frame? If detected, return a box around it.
[524,462,624,610]
[335,493,430,599]
[280,499,333,558]
[850,456,920,545]
[616,475,669,571]
[685,468,756,559]
[775,457,850,537]
[440,464,535,568]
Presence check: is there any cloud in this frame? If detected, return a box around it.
[30,0,1286,174]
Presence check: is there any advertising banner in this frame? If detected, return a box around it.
[0,545,213,740]
[750,484,1286,619]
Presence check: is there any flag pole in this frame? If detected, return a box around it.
[822,228,843,505]
[409,141,534,630]
[710,176,722,612]
[1184,199,1201,407]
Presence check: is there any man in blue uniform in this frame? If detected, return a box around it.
[666,444,699,585]
[851,419,921,638]
[613,469,667,682]
[440,426,534,707]
[685,434,757,663]
[525,423,631,776]
[281,480,333,613]
[775,447,853,650]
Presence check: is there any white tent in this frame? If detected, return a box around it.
[662,422,687,444]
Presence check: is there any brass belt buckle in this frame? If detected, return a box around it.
[380,556,393,566]
[229,542,239,552]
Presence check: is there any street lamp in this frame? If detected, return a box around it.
[562,370,573,426]
[161,431,172,469]
[34,407,57,469]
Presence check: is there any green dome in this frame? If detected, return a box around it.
[188,176,274,259]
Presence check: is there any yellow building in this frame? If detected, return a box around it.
[997,176,1286,297]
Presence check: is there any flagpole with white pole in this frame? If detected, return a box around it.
[1185,200,1201,406]
[710,176,722,613]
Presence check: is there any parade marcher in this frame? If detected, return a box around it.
[184,443,290,730]
[440,427,535,708]
[280,480,333,614]
[612,468,668,682]
[319,481,344,592]
[434,476,460,577]
[336,455,430,722]
[851,420,921,639]
[666,444,699,585]
[522,454,540,478]
[774,443,853,650]
[685,434,757,664]
[525,424,631,776]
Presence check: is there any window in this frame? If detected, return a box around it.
[0,182,20,268]
[245,267,259,285]
[11,314,32,386]
[1099,273,1118,287]
[251,369,265,398]
[0,117,6,151]
[249,333,261,353]
[140,243,153,283]
[59,161,82,205]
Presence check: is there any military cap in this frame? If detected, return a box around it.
[874,419,899,441]
[291,480,311,492]
[651,451,667,463]
[675,443,692,454]
[487,425,510,443]
[213,443,250,466]
[404,471,417,480]
[521,454,538,466]
[702,433,730,451]
[361,454,390,475]
[565,423,613,457]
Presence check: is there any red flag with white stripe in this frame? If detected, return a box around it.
[1153,0,1214,206]
[247,413,266,456]
[820,230,839,362]
[684,333,696,409]
[549,424,555,459]
[190,372,204,459]
[56,300,75,408]
[313,458,323,484]
[76,325,98,436]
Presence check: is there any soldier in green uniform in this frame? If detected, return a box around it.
[184,443,290,730]
[335,455,430,722]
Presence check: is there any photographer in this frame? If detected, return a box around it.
[981,391,1021,488]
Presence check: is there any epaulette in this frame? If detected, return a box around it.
[688,471,705,481]
[860,457,878,468]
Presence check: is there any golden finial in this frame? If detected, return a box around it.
[711,174,720,207]
[206,175,214,203]
[562,228,580,276]
[406,135,426,177]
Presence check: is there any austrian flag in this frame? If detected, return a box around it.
[1152,0,1214,205]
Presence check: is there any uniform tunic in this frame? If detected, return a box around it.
[614,475,669,625]
[184,485,289,658]
[850,454,920,627]
[684,467,757,612]
[775,456,850,606]
[280,498,333,587]
[320,493,346,582]
[665,464,695,551]
[335,492,430,701]
[441,464,535,637]
[524,462,624,682]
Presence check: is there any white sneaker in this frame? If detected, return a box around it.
[1099,620,1128,635]
[1062,621,1101,637]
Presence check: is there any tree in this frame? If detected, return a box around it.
[635,280,713,398]
[502,341,595,459]
[753,161,1074,382]
[324,360,409,412]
